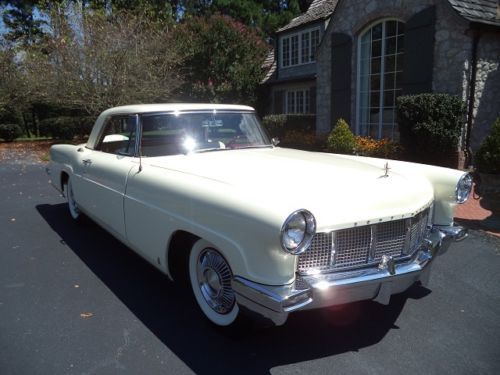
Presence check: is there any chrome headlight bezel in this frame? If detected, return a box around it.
[455,173,473,204]
[280,209,316,255]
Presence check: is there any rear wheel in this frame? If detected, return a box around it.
[64,177,82,221]
[188,239,239,326]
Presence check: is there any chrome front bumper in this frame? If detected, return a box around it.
[231,225,467,326]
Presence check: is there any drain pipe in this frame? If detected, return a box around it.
[464,29,482,167]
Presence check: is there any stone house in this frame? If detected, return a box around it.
[261,0,337,116]
[263,0,500,159]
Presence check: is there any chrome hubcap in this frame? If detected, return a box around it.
[197,249,235,314]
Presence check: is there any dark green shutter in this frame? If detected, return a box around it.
[401,6,436,95]
[331,33,352,125]
[274,90,284,114]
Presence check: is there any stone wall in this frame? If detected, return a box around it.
[316,0,435,134]
[471,31,500,151]
[315,0,500,150]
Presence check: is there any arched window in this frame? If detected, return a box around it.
[357,20,404,139]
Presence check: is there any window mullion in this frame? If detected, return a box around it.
[378,22,386,139]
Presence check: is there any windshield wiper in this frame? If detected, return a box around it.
[192,147,231,154]
[232,145,273,150]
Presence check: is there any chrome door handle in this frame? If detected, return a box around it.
[82,159,92,165]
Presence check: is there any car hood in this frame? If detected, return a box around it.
[146,148,434,231]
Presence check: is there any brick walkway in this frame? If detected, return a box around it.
[454,184,500,237]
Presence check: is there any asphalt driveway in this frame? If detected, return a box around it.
[1,158,499,375]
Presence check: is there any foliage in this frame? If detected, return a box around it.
[174,14,268,104]
[0,2,294,139]
[475,118,500,174]
[262,114,315,138]
[0,0,46,46]
[262,114,286,137]
[326,118,355,154]
[354,136,402,159]
[397,93,465,162]
[206,0,302,39]
[21,9,182,117]
[280,130,325,152]
[0,123,23,142]
[39,116,94,140]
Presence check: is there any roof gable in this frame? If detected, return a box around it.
[448,0,500,27]
[277,0,338,33]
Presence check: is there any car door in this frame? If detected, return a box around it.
[76,115,139,241]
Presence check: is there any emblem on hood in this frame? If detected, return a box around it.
[380,162,391,178]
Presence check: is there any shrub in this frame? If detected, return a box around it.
[280,130,325,151]
[262,114,316,138]
[355,136,402,159]
[262,114,286,138]
[475,118,500,174]
[39,116,94,140]
[284,114,316,132]
[326,118,355,154]
[0,123,23,142]
[397,93,465,162]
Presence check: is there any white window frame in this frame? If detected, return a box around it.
[285,89,311,114]
[280,27,320,68]
[355,18,404,140]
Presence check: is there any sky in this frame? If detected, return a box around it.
[0,7,6,36]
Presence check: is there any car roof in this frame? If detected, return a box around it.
[99,103,255,117]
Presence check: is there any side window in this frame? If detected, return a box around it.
[95,116,137,156]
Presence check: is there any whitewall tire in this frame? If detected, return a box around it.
[189,239,239,326]
[64,178,82,221]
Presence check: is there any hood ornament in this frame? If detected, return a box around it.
[380,162,391,178]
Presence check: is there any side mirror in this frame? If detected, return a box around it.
[272,137,280,146]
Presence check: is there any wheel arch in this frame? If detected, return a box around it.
[60,171,69,195]
[166,230,200,283]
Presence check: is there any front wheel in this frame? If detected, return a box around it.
[63,177,82,221]
[189,240,239,326]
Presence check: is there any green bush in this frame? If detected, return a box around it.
[326,118,355,154]
[39,116,94,140]
[262,114,316,138]
[0,123,23,142]
[397,93,465,161]
[475,118,500,174]
[280,130,326,152]
[262,114,286,138]
[284,114,316,132]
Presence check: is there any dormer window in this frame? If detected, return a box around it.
[281,28,320,68]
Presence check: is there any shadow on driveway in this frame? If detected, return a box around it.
[36,203,431,374]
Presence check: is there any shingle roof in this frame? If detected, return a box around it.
[261,49,277,84]
[277,0,338,33]
[448,0,500,27]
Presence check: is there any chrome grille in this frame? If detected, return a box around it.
[374,220,407,260]
[334,226,371,268]
[298,233,332,272]
[297,208,430,275]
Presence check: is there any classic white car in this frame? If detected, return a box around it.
[47,104,472,327]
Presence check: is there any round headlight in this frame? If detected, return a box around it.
[456,173,473,203]
[280,210,316,255]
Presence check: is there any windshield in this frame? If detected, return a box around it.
[139,111,271,157]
